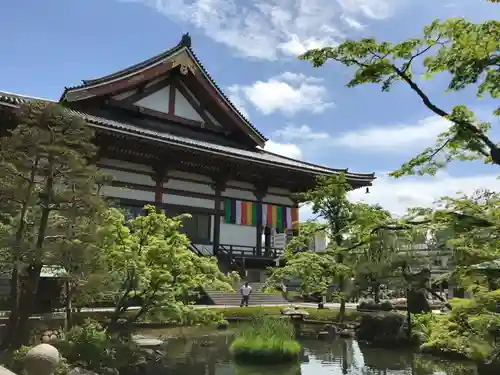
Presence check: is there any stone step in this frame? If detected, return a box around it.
[203,289,288,305]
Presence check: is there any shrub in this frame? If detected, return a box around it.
[218,306,361,322]
[143,305,223,326]
[380,301,393,311]
[357,299,379,311]
[230,317,301,364]
[216,319,229,329]
[356,312,409,347]
[55,320,145,375]
[412,295,500,361]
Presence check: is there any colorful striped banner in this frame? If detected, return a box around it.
[224,199,299,231]
[262,204,299,232]
[224,199,257,226]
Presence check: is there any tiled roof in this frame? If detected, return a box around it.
[61,34,267,143]
[0,91,375,183]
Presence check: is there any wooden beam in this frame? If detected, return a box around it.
[65,61,175,102]
[107,99,205,128]
[168,84,176,114]
[122,76,171,104]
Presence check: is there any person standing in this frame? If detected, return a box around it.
[240,282,252,307]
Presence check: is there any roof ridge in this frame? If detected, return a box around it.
[259,148,375,179]
[80,34,190,87]
[0,90,56,103]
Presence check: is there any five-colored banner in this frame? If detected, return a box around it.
[224,199,298,231]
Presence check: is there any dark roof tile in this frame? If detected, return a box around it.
[0,91,375,183]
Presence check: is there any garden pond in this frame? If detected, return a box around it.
[137,325,480,375]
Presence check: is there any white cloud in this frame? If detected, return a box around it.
[340,15,365,30]
[349,172,500,216]
[263,140,303,159]
[122,0,403,60]
[336,0,398,19]
[227,85,250,119]
[335,115,451,153]
[273,125,330,141]
[230,72,334,116]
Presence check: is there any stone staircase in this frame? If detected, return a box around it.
[204,282,289,306]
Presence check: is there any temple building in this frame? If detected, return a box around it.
[0,34,375,281]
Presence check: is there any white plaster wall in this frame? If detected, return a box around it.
[163,193,214,209]
[134,86,170,113]
[168,170,213,183]
[100,168,154,186]
[164,179,214,195]
[220,221,256,247]
[99,158,153,173]
[174,89,204,122]
[222,188,255,202]
[101,186,155,202]
[227,180,254,190]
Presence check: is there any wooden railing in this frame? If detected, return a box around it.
[218,244,283,258]
[189,243,212,257]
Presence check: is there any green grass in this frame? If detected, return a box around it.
[217,306,362,322]
[230,317,301,364]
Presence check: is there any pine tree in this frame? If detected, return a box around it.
[0,101,107,347]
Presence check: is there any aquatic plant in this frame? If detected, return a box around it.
[230,317,301,364]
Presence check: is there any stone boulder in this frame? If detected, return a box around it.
[24,344,60,375]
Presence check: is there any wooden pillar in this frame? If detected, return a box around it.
[212,178,226,256]
[153,166,167,212]
[254,184,267,257]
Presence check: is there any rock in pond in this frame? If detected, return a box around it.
[0,366,17,375]
[69,367,99,375]
[281,307,310,318]
[132,335,164,348]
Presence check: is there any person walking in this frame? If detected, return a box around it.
[240,282,252,307]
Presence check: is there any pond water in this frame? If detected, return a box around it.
[139,326,479,375]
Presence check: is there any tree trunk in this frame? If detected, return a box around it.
[16,171,52,345]
[15,264,43,345]
[373,283,380,303]
[3,161,39,348]
[338,297,346,324]
[65,281,73,332]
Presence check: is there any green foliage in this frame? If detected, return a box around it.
[356,312,408,346]
[0,100,108,346]
[143,305,224,326]
[419,189,500,289]
[300,12,500,176]
[413,290,500,361]
[55,320,145,375]
[96,205,237,326]
[265,251,349,296]
[230,317,301,364]
[211,306,363,322]
[216,319,229,329]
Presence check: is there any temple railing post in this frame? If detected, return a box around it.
[254,183,267,257]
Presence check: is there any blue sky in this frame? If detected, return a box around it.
[1,0,498,217]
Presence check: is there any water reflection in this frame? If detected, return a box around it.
[143,329,478,375]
